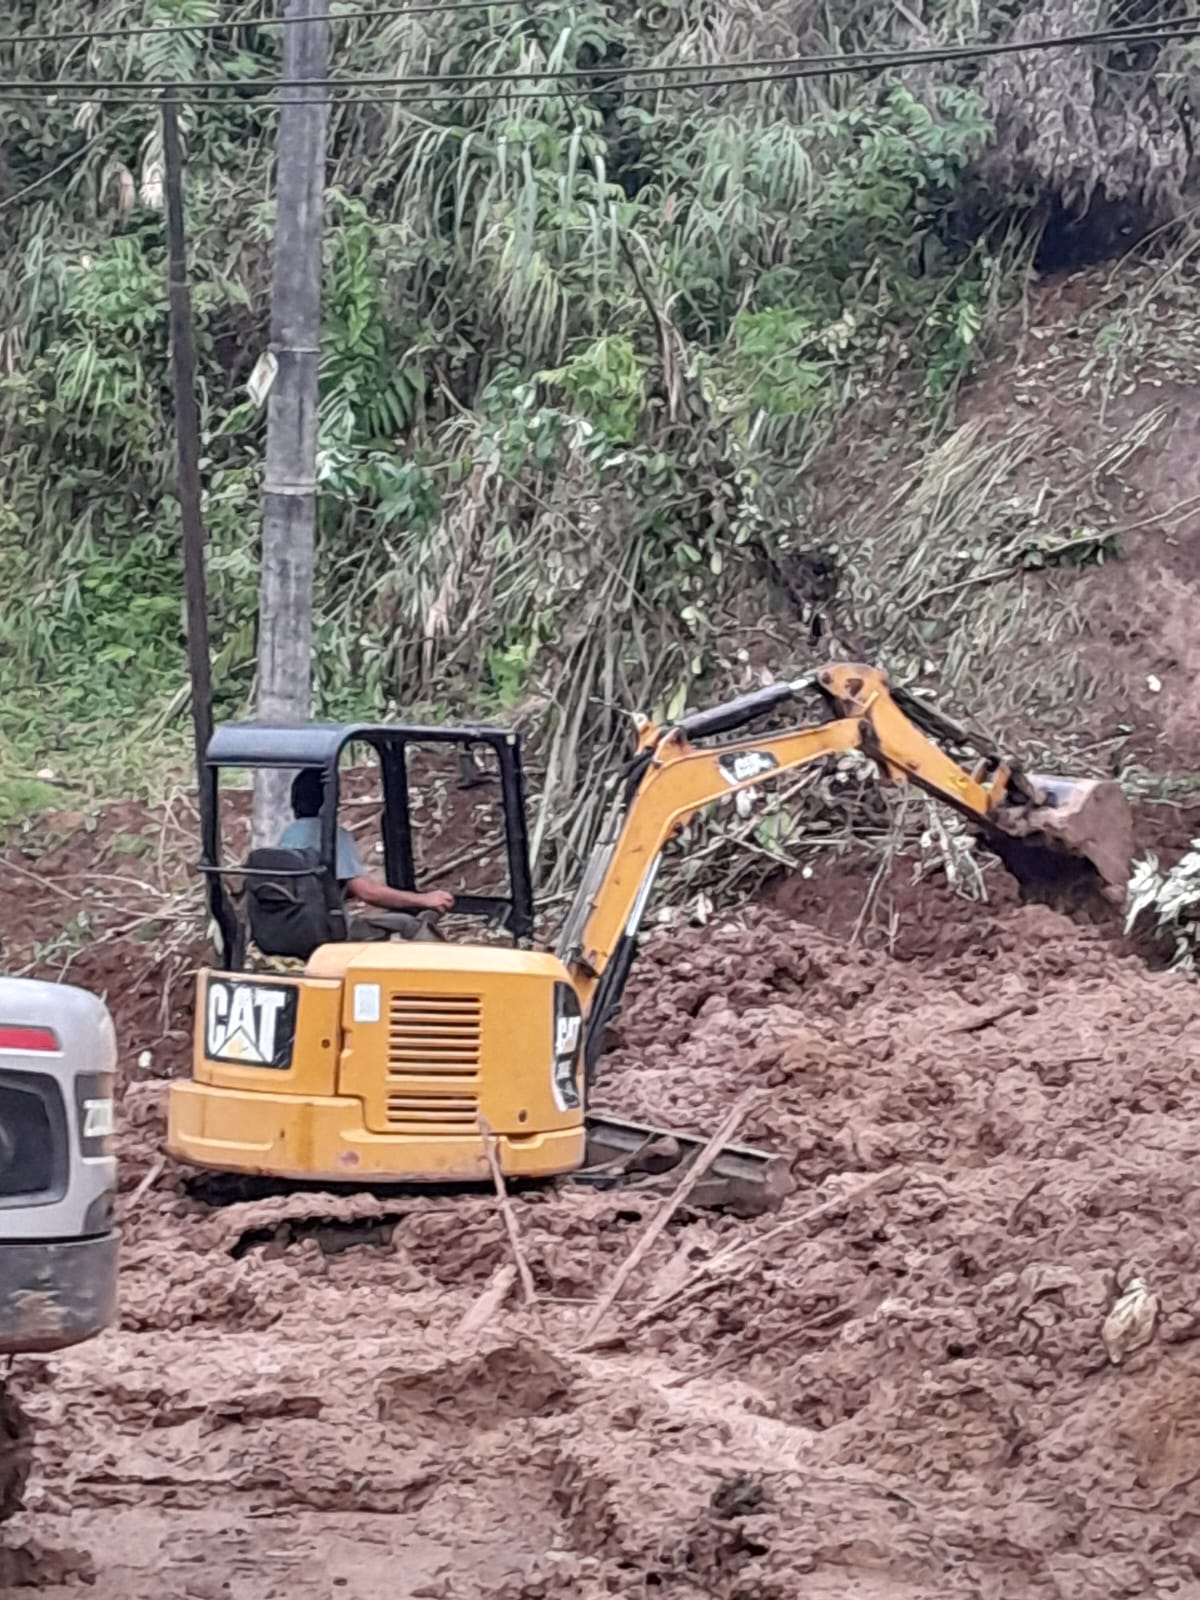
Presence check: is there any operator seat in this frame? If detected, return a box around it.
[244,847,342,960]
[244,848,441,960]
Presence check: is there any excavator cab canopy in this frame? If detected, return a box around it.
[201,721,536,971]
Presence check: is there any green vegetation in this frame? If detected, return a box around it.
[0,774,69,832]
[1127,844,1200,969]
[1,0,1197,875]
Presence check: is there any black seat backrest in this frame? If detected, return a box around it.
[244,847,342,960]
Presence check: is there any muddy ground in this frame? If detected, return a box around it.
[5,839,1200,1600]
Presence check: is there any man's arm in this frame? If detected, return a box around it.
[346,877,455,915]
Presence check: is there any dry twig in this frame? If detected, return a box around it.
[946,997,1035,1035]
[632,1166,906,1331]
[127,1154,166,1211]
[577,1091,758,1349]
[479,1116,540,1311]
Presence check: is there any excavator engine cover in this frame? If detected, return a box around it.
[169,944,588,1184]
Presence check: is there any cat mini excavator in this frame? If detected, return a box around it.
[167,664,1132,1210]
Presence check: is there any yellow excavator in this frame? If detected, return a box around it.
[166,664,1132,1208]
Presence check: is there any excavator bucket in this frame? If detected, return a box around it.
[988,776,1134,907]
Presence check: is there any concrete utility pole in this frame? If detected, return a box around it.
[252,0,331,844]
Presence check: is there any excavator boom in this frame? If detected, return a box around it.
[566,664,1132,1041]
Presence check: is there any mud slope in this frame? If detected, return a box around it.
[6,892,1200,1599]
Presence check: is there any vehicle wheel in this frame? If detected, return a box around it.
[0,1384,31,1522]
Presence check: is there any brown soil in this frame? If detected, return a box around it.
[4,840,1200,1597]
[951,278,1200,772]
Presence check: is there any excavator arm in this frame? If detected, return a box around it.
[563,663,1130,1065]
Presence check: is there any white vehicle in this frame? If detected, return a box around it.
[0,978,117,1517]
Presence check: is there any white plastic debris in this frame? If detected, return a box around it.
[1147,674,1163,694]
[247,350,279,408]
[690,892,714,926]
[137,1050,153,1072]
[1102,1274,1159,1364]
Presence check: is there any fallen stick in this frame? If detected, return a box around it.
[5,857,77,903]
[479,1118,539,1309]
[127,1154,166,1212]
[631,1166,906,1331]
[666,1302,850,1387]
[946,997,1034,1035]
[454,1263,518,1339]
[577,1092,757,1350]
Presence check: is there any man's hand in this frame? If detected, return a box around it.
[418,889,455,915]
[346,878,455,916]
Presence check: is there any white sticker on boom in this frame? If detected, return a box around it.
[353,984,382,1024]
[717,749,779,786]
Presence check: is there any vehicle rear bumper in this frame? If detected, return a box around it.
[167,1081,585,1183]
[0,1232,118,1355]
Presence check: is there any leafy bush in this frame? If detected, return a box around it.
[4,0,1171,866]
[1125,847,1200,970]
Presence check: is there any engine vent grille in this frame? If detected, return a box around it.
[385,993,482,1130]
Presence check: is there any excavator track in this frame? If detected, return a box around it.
[184,1113,791,1217]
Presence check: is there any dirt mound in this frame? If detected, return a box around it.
[6,876,1200,1598]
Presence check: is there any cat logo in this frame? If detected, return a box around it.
[555,1014,582,1058]
[205,979,299,1070]
[718,749,780,786]
[551,984,583,1113]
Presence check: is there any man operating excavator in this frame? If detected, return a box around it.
[171,661,1136,1199]
[280,767,453,938]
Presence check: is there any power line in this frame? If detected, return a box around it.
[0,81,800,110]
[0,42,1194,117]
[0,0,536,50]
[0,15,1194,119]
[0,70,882,113]
[1,14,1195,96]
[0,3,1194,57]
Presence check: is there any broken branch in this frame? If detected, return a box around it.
[577,1092,757,1349]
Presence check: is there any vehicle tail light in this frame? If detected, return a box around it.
[0,1026,59,1053]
